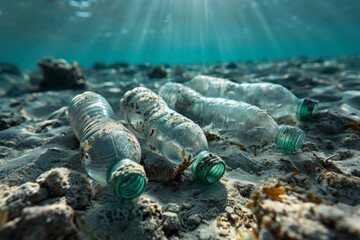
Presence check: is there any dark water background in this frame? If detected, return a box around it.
[1,0,360,69]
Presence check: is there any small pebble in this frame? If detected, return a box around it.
[225,206,234,214]
[162,211,179,234]
[324,140,335,150]
[147,66,167,79]
[187,214,202,227]
[181,202,194,210]
[165,203,180,213]
[336,148,353,160]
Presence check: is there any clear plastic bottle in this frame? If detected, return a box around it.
[68,91,147,200]
[120,87,225,184]
[186,75,319,119]
[159,83,305,151]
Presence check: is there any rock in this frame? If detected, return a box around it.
[0,63,21,76]
[0,184,10,197]
[0,182,48,221]
[233,182,255,198]
[0,203,76,240]
[181,202,194,210]
[224,206,234,215]
[38,57,86,90]
[147,66,167,79]
[0,112,26,131]
[162,212,180,235]
[79,198,165,239]
[187,214,202,227]
[324,139,335,150]
[37,167,93,209]
[173,66,185,77]
[225,62,238,69]
[92,62,107,70]
[341,134,359,147]
[336,148,353,160]
[164,203,181,213]
[319,65,341,74]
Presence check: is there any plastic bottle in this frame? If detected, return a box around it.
[159,83,305,151]
[186,75,319,119]
[68,91,147,200]
[120,87,225,184]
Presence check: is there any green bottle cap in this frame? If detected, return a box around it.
[275,125,305,151]
[191,151,225,184]
[107,159,147,200]
[297,98,319,118]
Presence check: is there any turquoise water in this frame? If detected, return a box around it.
[1,0,360,69]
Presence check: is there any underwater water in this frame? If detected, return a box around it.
[1,0,360,69]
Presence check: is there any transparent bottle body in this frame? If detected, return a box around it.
[159,83,304,151]
[121,87,225,183]
[68,91,146,199]
[68,91,116,141]
[120,87,209,165]
[79,119,142,184]
[186,75,300,119]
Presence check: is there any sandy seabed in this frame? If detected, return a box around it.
[0,56,360,240]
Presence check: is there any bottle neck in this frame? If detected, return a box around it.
[107,159,147,200]
[275,125,305,151]
[296,98,319,118]
[191,151,225,184]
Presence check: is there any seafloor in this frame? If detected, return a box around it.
[0,56,360,240]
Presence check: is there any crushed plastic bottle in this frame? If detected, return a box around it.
[186,75,319,119]
[68,91,147,200]
[120,87,225,184]
[159,83,305,151]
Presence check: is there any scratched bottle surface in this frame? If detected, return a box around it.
[68,91,147,200]
[120,87,225,184]
[159,83,305,151]
[186,75,319,119]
